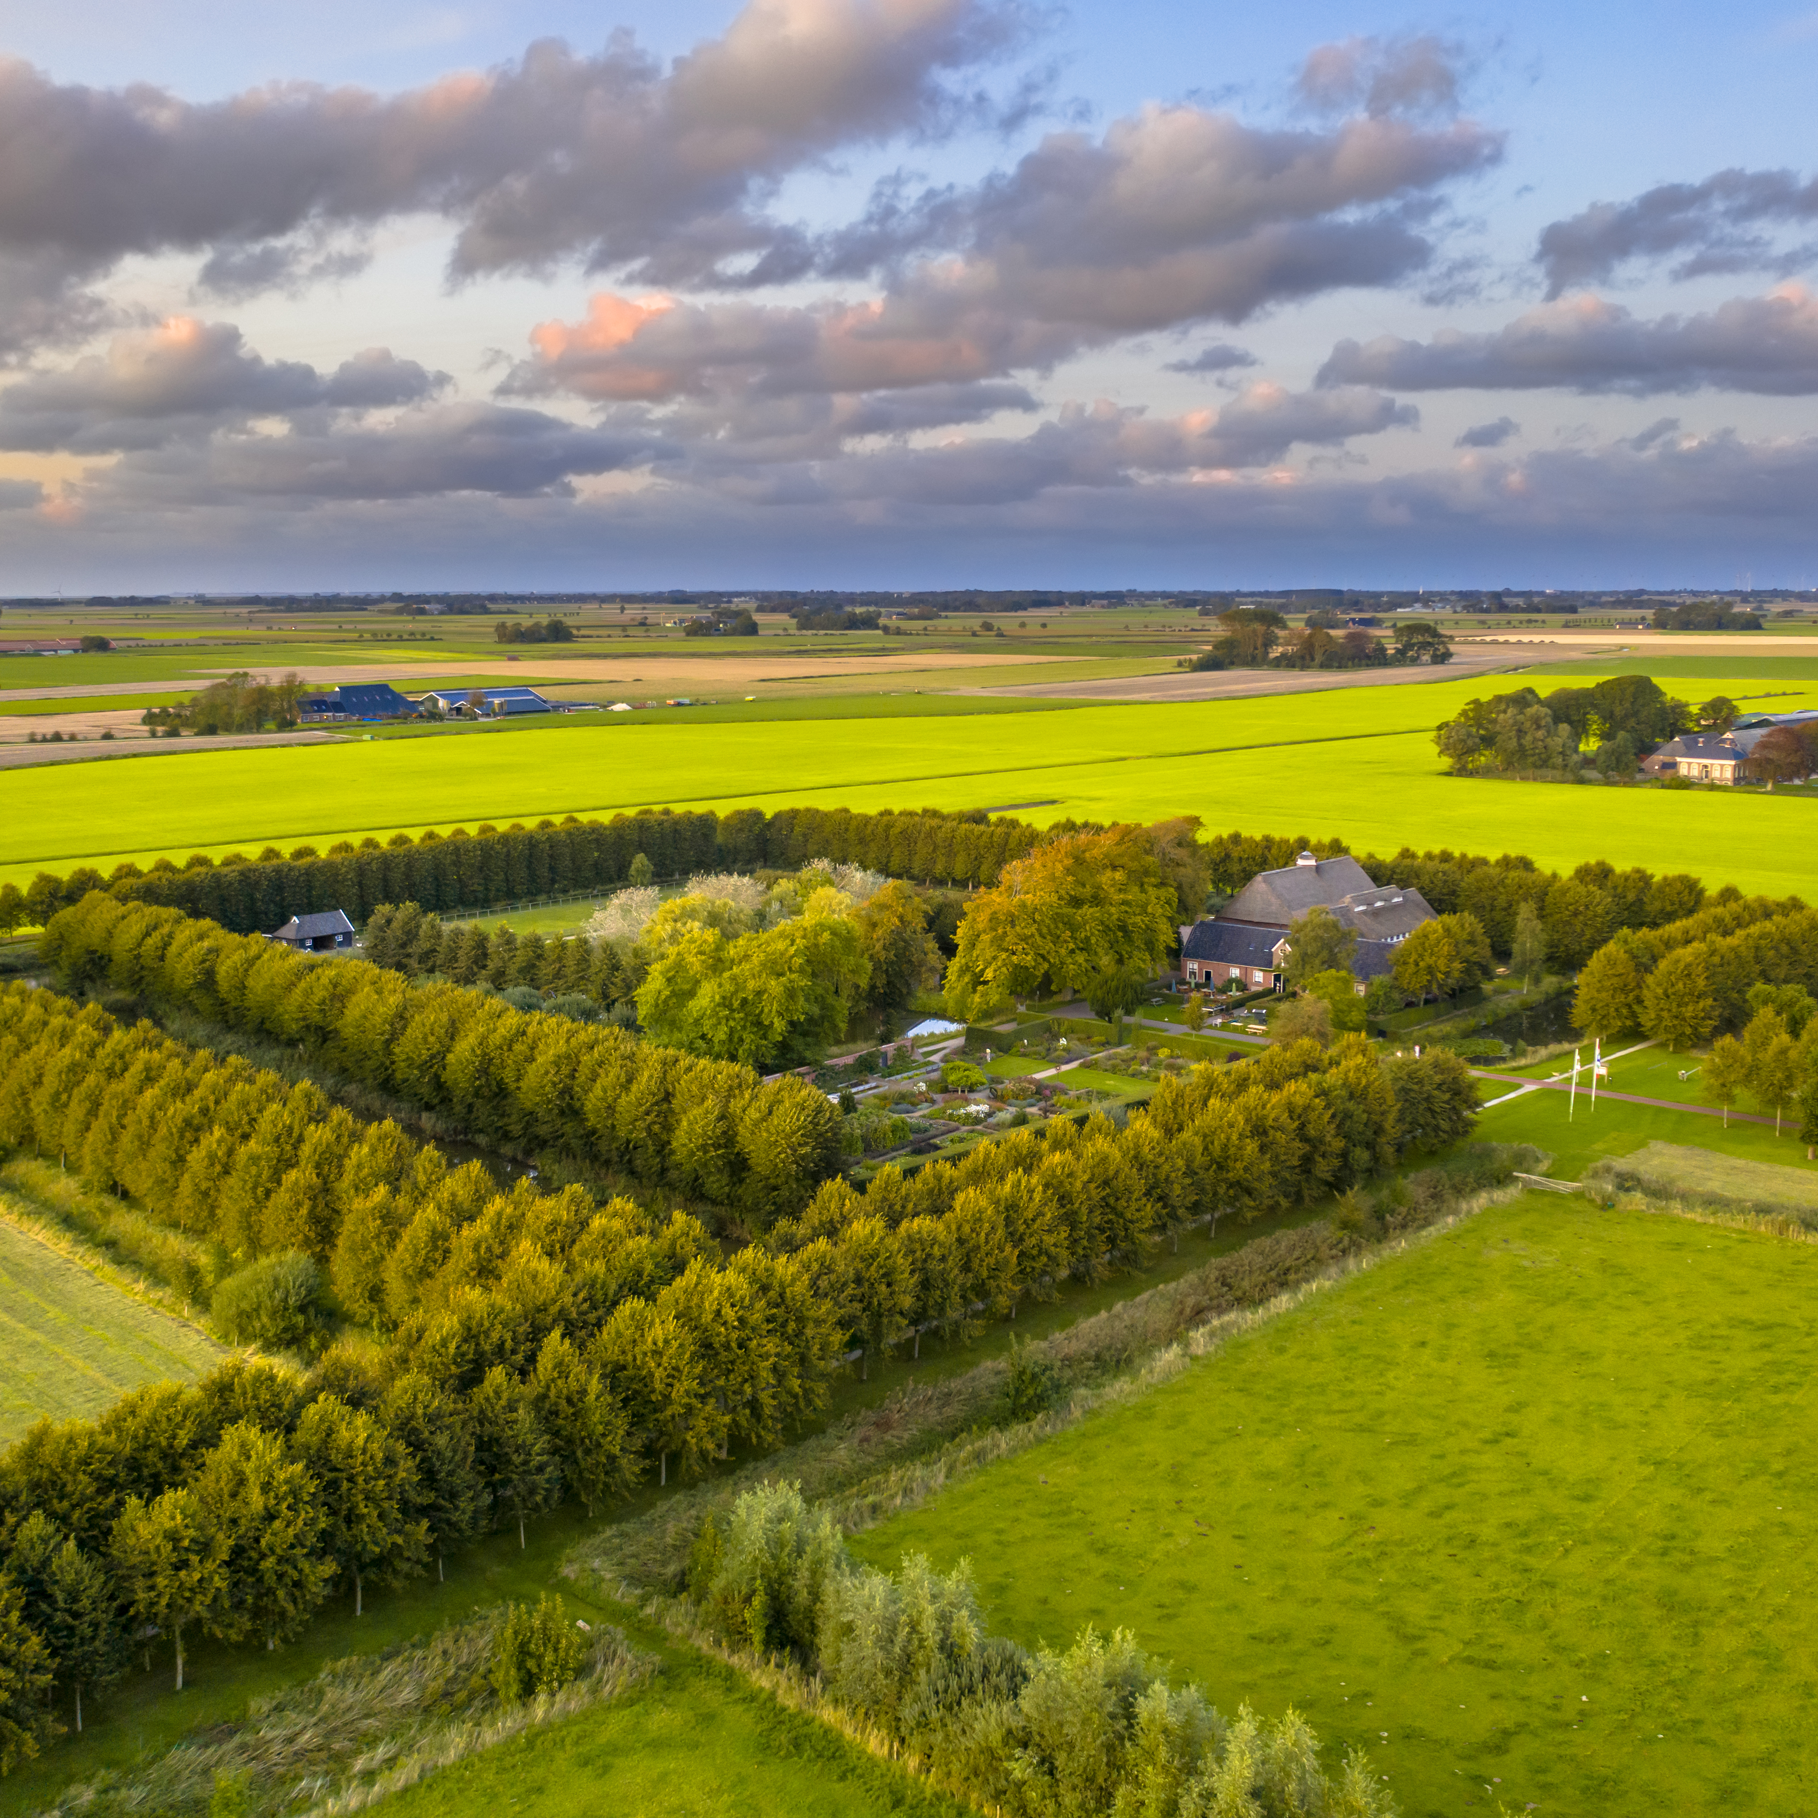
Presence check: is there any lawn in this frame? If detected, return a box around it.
[1473,1063,1818,1179]
[848,1191,1818,1817]
[0,1214,224,1443]
[7,672,1818,896]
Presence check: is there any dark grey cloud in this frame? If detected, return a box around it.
[1165,342,1257,374]
[1455,415,1517,447]
[80,400,662,508]
[0,477,42,509]
[1537,167,1818,296]
[0,318,448,452]
[1317,287,1818,396]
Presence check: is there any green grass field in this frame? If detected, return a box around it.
[6,672,1817,896]
[849,1191,1818,1817]
[0,1214,224,1442]
[373,1638,962,1818]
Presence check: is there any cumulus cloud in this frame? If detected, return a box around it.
[1317,286,1818,396]
[1455,415,1518,447]
[0,318,448,452]
[0,0,1034,348]
[1537,167,1818,295]
[680,383,1418,507]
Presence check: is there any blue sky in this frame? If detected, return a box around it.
[0,0,1815,590]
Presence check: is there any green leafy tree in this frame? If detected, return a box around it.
[0,1578,54,1772]
[1180,991,1206,1033]
[1270,996,1332,1046]
[469,1367,563,1545]
[1301,969,1366,1033]
[40,1537,123,1733]
[1282,906,1356,987]
[1392,920,1461,1003]
[378,1373,488,1581]
[1573,942,1644,1040]
[1361,972,1402,1018]
[192,1422,333,1651]
[943,827,1178,1020]
[1642,948,1717,1050]
[627,852,655,887]
[1703,1036,1749,1127]
[1743,1017,1803,1135]
[852,880,940,1013]
[490,1595,586,1704]
[290,1395,427,1614]
[109,1488,227,1691]
[1510,899,1547,988]
[530,1330,637,1516]
[1542,877,1615,970]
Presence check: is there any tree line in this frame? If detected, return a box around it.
[0,976,1476,1755]
[40,894,846,1222]
[2,805,1041,937]
[684,1482,1396,1818]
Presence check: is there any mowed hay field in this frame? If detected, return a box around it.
[5,672,1817,897]
[849,1194,1818,1818]
[0,1216,224,1442]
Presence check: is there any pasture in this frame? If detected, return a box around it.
[5,672,1817,897]
[0,1213,224,1442]
[848,1192,1818,1817]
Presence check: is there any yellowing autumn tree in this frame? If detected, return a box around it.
[943,827,1180,1020]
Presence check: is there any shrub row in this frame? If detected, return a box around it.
[684,1481,1395,1818]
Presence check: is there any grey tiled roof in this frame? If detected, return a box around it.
[1219,855,1377,925]
[272,910,355,940]
[1181,921,1290,969]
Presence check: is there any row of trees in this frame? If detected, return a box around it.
[687,1483,1395,1818]
[1182,607,1451,672]
[0,1350,644,1762]
[1571,899,1818,1054]
[40,896,845,1222]
[1435,674,1710,776]
[361,901,628,1010]
[1700,998,1818,1142]
[1,806,1040,937]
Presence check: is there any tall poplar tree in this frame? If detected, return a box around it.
[110,1488,226,1691]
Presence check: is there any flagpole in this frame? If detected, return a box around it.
[1591,1037,1601,1109]
[1569,1047,1580,1121]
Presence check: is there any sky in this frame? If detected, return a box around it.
[1,0,1817,591]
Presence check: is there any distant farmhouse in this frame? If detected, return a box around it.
[268,910,355,952]
[420,685,558,717]
[297,683,416,723]
[1642,709,1818,784]
[1180,852,1436,992]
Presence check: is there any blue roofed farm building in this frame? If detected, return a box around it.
[1180,851,1437,993]
[420,686,560,717]
[268,910,356,952]
[296,683,416,722]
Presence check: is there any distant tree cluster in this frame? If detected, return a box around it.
[790,605,882,632]
[1181,609,1450,673]
[493,618,575,644]
[0,805,1037,937]
[685,1482,1398,1818]
[1653,599,1764,632]
[141,672,307,736]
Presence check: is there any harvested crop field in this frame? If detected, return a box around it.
[0,1213,225,1441]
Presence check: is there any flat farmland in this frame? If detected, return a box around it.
[0,1214,224,1442]
[848,1193,1818,1817]
[5,672,1816,896]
